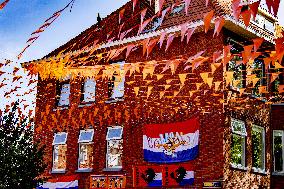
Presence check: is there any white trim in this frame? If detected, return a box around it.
[106,126,123,140]
[273,130,284,173]
[231,118,247,136]
[53,132,68,145]
[78,129,94,143]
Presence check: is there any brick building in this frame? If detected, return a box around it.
[24,0,284,188]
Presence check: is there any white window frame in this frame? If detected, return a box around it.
[106,126,123,169]
[108,61,125,100]
[230,118,247,169]
[58,83,71,106]
[273,130,284,173]
[52,132,68,171]
[82,78,96,103]
[77,129,94,170]
[251,125,265,172]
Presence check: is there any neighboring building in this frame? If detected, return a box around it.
[23,0,284,188]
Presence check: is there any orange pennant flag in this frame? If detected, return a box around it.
[278,85,284,93]
[165,85,171,90]
[196,83,203,90]
[213,16,225,36]
[200,72,209,83]
[156,74,164,81]
[119,8,125,24]
[241,9,251,28]
[178,74,187,85]
[0,0,9,10]
[180,23,188,42]
[275,61,284,69]
[253,38,264,52]
[165,33,175,51]
[159,31,166,48]
[186,27,196,44]
[204,10,214,33]
[270,73,280,83]
[252,77,260,87]
[249,0,261,20]
[207,77,214,88]
[214,81,221,91]
[225,71,234,85]
[147,86,153,98]
[258,86,267,94]
[160,91,165,98]
[134,87,139,96]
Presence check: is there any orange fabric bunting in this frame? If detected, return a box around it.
[204,10,214,33]
[213,16,225,36]
[253,38,264,52]
[186,27,196,44]
[241,9,251,28]
[165,33,175,52]
[249,0,260,20]
[0,0,9,10]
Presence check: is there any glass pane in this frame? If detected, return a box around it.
[252,127,264,169]
[231,134,245,166]
[58,83,70,106]
[84,79,96,102]
[53,144,67,170]
[274,132,283,172]
[107,128,123,139]
[111,75,125,99]
[54,133,67,144]
[231,119,246,135]
[79,130,94,142]
[78,143,93,169]
[107,140,123,168]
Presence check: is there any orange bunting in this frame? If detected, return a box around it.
[186,27,196,44]
[0,0,9,10]
[249,0,260,20]
[204,10,214,33]
[241,9,251,28]
[165,33,175,51]
[213,16,225,36]
[253,38,264,52]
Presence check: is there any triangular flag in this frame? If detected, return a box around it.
[239,88,245,96]
[214,81,221,91]
[178,74,187,85]
[275,61,284,69]
[232,0,241,21]
[278,85,284,93]
[142,38,150,56]
[272,0,280,17]
[160,91,165,98]
[165,33,175,51]
[159,31,166,49]
[271,73,279,83]
[126,44,136,58]
[258,86,267,94]
[156,74,164,81]
[252,77,260,87]
[159,0,165,13]
[225,71,234,85]
[249,0,260,20]
[134,87,139,96]
[132,0,137,12]
[119,8,125,24]
[180,23,188,42]
[241,9,251,28]
[213,16,225,36]
[196,83,203,90]
[204,10,214,33]
[186,27,196,44]
[141,8,148,24]
[147,38,158,57]
[173,91,179,97]
[170,60,180,74]
[200,72,209,83]
[253,38,264,52]
[207,77,214,88]
[165,84,171,90]
[184,0,191,15]
[147,86,153,98]
[166,79,173,84]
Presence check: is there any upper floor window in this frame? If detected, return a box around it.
[106,126,123,169]
[273,130,284,173]
[231,119,247,168]
[52,132,68,171]
[56,81,70,107]
[81,78,96,103]
[252,125,265,172]
[78,129,94,170]
[108,61,125,101]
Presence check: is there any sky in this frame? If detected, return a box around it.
[0,0,284,115]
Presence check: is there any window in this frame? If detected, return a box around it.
[82,78,96,103]
[231,119,246,168]
[252,125,265,171]
[57,83,70,107]
[273,130,284,173]
[106,126,123,169]
[108,62,125,100]
[78,129,94,170]
[52,132,68,171]
[170,3,185,15]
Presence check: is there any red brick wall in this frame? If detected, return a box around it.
[35,29,227,189]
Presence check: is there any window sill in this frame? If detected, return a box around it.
[78,102,94,108]
[230,164,248,171]
[252,168,267,175]
[272,172,284,176]
[75,168,93,173]
[51,169,66,174]
[53,106,69,111]
[105,98,124,103]
[103,168,122,172]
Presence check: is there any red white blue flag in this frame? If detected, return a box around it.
[36,175,78,189]
[143,118,199,163]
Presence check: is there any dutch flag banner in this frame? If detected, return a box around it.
[143,118,199,163]
[36,175,78,189]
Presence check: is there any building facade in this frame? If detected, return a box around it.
[26,0,284,188]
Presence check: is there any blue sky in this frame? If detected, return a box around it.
[0,0,284,114]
